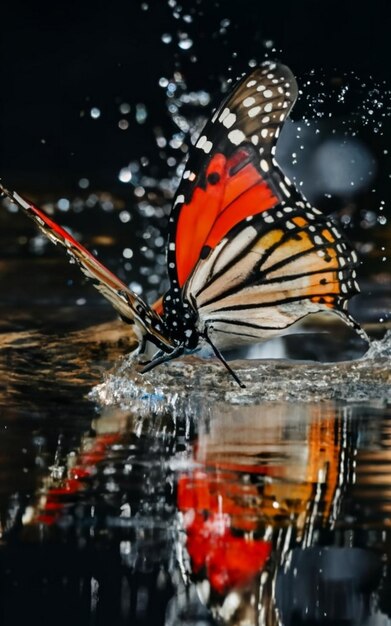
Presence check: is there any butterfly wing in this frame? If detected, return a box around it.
[0,184,173,351]
[166,61,299,293]
[163,61,365,345]
[184,204,365,347]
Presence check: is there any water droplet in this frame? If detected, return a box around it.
[119,211,131,224]
[57,198,70,211]
[161,33,172,44]
[136,103,147,124]
[78,178,89,189]
[90,107,101,119]
[156,136,167,148]
[129,281,142,295]
[148,274,161,285]
[119,102,131,114]
[154,236,164,248]
[118,119,129,130]
[123,248,133,259]
[119,168,132,183]
[178,35,193,50]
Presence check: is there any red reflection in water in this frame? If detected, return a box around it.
[178,470,271,594]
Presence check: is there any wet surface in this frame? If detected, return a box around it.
[0,248,390,625]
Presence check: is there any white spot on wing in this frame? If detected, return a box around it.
[13,192,31,210]
[228,129,245,145]
[243,96,256,107]
[174,194,185,206]
[222,112,236,128]
[279,182,290,197]
[219,108,230,123]
[260,159,269,172]
[248,106,261,118]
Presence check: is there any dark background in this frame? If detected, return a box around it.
[1,0,390,191]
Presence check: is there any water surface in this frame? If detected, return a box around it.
[0,246,390,626]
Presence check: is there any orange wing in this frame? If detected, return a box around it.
[166,62,299,292]
[184,204,367,345]
[175,149,279,286]
[163,62,367,346]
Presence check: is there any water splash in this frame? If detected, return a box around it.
[91,331,391,411]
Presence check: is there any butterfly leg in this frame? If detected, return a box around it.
[203,330,246,388]
[140,345,185,374]
[138,347,165,367]
[133,335,147,356]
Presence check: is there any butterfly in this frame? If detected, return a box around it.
[0,61,367,387]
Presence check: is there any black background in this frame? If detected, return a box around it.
[1,0,389,192]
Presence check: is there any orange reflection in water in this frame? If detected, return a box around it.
[177,402,349,596]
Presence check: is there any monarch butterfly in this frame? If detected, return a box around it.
[0,62,367,387]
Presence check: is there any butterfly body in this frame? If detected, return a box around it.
[0,61,367,385]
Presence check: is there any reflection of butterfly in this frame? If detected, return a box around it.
[0,62,367,386]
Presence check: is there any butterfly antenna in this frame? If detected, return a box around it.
[203,330,246,388]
